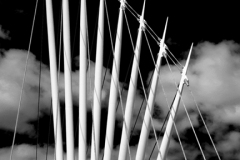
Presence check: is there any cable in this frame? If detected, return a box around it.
[188,87,222,160]
[166,47,184,68]
[10,0,39,159]
[166,54,182,72]
[165,56,206,160]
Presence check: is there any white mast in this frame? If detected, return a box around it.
[45,1,64,160]
[135,18,168,160]
[79,0,88,159]
[62,0,75,159]
[118,1,146,160]
[157,44,193,160]
[91,0,104,159]
[103,1,125,160]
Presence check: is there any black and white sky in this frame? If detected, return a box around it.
[0,0,240,160]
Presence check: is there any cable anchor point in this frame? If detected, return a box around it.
[119,0,126,10]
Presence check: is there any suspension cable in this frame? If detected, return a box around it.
[10,0,39,159]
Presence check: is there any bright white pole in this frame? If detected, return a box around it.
[103,1,125,160]
[117,1,146,160]
[62,0,75,159]
[135,18,168,160]
[45,1,64,160]
[90,0,104,160]
[157,44,193,160]
[79,0,88,159]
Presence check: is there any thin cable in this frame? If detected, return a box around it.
[124,4,139,22]
[124,10,161,154]
[166,54,182,72]
[124,1,140,18]
[10,0,39,159]
[188,87,222,160]
[165,56,206,160]
[144,27,160,46]
[143,31,187,160]
[166,47,184,68]
[145,22,161,43]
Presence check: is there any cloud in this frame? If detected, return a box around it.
[0,49,112,134]
[0,49,52,133]
[153,41,240,128]
[149,41,240,159]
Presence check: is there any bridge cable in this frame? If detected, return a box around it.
[165,56,206,160]
[10,0,39,159]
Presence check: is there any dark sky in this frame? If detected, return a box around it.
[0,0,240,160]
[0,0,239,80]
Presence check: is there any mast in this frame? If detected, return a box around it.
[90,0,104,159]
[79,0,88,159]
[103,0,125,160]
[157,44,193,160]
[135,18,168,160]
[118,1,146,160]
[45,0,64,160]
[62,0,75,159]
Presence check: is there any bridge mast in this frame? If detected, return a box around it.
[157,43,193,160]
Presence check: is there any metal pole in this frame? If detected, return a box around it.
[45,1,64,160]
[79,0,88,159]
[62,0,75,159]
[91,0,104,159]
[135,18,168,160]
[118,1,146,160]
[103,1,125,160]
[157,43,193,160]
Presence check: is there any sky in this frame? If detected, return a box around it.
[0,0,240,160]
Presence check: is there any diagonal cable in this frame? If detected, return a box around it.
[187,87,222,160]
[10,0,39,159]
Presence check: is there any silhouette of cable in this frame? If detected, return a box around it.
[10,0,39,159]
